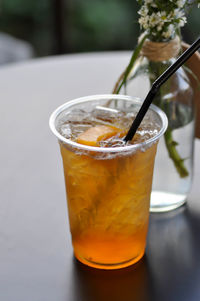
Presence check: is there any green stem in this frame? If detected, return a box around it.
[164,128,189,178]
[114,34,148,94]
[149,61,189,178]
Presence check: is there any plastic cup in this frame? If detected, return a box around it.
[49,94,167,269]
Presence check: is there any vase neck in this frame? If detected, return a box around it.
[140,35,181,62]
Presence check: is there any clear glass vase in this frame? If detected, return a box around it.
[123,53,195,212]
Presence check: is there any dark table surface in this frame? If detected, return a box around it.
[0,53,200,301]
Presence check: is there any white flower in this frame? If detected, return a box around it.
[149,13,161,26]
[176,0,186,8]
[139,16,149,29]
[157,24,163,31]
[144,0,157,6]
[179,16,187,27]
[162,24,175,39]
[137,0,199,40]
[174,8,185,18]
[138,5,148,17]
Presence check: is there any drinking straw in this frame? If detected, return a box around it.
[124,36,200,142]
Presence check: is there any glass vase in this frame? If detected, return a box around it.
[123,52,195,212]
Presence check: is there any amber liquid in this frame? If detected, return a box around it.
[60,142,157,269]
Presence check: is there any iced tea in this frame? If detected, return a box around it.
[50,95,167,269]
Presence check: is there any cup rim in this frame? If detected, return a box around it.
[49,94,168,153]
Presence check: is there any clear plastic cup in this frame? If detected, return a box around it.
[49,94,167,269]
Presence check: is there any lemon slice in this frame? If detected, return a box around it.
[76,125,123,146]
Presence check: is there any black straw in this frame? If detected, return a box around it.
[124,36,200,142]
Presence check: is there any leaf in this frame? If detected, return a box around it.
[171,140,179,147]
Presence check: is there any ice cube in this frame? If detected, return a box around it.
[60,124,72,138]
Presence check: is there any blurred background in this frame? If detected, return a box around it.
[0,0,199,65]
